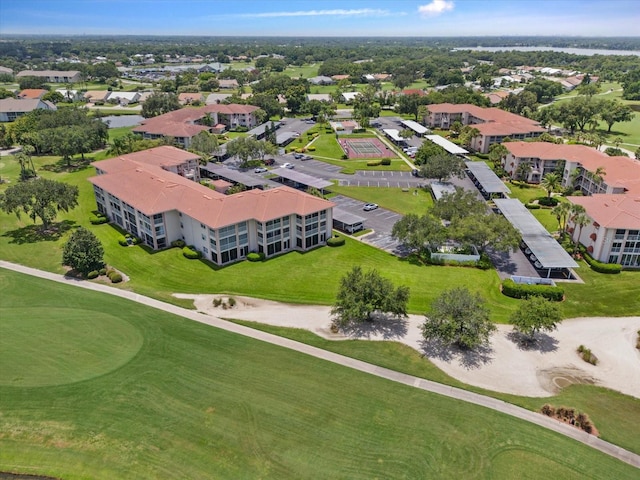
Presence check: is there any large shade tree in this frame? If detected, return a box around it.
[422,287,496,349]
[62,227,105,275]
[510,296,562,341]
[331,266,410,328]
[0,178,78,230]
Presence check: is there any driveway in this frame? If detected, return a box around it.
[331,195,407,255]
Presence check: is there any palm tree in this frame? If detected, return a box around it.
[541,172,561,198]
[571,212,590,252]
[515,160,532,182]
[552,202,572,236]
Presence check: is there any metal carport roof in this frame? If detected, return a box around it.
[272,169,333,189]
[401,119,429,135]
[425,134,468,155]
[465,161,511,194]
[333,207,366,225]
[494,199,578,269]
[202,163,269,188]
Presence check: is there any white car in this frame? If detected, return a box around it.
[363,203,378,211]
[282,162,294,169]
[254,167,267,173]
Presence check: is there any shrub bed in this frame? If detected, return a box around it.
[501,279,564,301]
[182,246,201,259]
[108,271,123,283]
[86,270,99,279]
[538,196,559,207]
[247,252,265,262]
[540,404,596,434]
[171,239,186,248]
[525,203,541,209]
[583,253,622,274]
[327,235,345,247]
[380,158,391,165]
[89,213,108,225]
[577,345,598,365]
[366,160,382,167]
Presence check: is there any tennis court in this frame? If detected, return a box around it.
[339,137,394,159]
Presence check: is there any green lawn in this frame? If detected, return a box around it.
[108,126,134,141]
[329,185,433,215]
[282,63,319,79]
[1,269,638,480]
[230,319,640,456]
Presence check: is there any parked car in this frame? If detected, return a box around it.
[363,203,378,211]
[411,169,422,177]
[263,158,275,166]
[293,153,303,159]
[254,167,267,173]
[282,162,295,169]
[301,155,313,161]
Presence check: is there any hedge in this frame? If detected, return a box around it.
[118,236,129,246]
[525,203,541,209]
[583,253,622,274]
[380,158,391,165]
[182,246,202,259]
[89,213,108,225]
[538,196,559,207]
[367,160,382,167]
[501,279,564,301]
[247,252,265,262]
[327,236,345,247]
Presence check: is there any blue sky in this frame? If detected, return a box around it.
[1,0,639,37]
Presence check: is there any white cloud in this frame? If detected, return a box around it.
[241,9,394,18]
[418,0,454,16]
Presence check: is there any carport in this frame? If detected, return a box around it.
[465,161,510,198]
[201,163,271,189]
[333,208,365,234]
[401,120,429,137]
[276,131,297,147]
[494,199,579,278]
[425,135,468,155]
[271,169,333,194]
[382,128,405,145]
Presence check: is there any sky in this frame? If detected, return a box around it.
[1,0,639,37]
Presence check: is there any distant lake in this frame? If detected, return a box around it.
[455,46,640,57]
[101,115,144,128]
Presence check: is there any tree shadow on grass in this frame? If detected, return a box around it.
[40,157,93,173]
[420,338,494,369]
[2,220,76,244]
[507,330,559,353]
[341,313,409,340]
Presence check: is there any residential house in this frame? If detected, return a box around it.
[206,93,232,104]
[17,89,48,100]
[0,98,56,122]
[341,92,361,103]
[89,146,335,262]
[179,92,205,105]
[306,93,332,102]
[107,91,141,105]
[16,70,82,83]
[308,76,334,86]
[218,79,239,89]
[485,90,511,105]
[0,66,13,76]
[84,90,111,104]
[331,74,350,82]
[424,103,544,153]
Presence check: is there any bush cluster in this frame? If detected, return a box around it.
[525,203,541,210]
[367,160,382,166]
[541,404,595,434]
[380,158,391,165]
[99,267,107,275]
[247,252,265,262]
[89,212,108,224]
[106,269,123,283]
[118,234,141,247]
[307,146,316,151]
[538,196,559,207]
[577,345,598,365]
[86,270,99,279]
[171,239,186,248]
[327,235,345,247]
[583,252,622,274]
[501,279,564,301]
[182,246,201,259]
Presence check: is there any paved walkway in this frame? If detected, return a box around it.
[1,260,638,469]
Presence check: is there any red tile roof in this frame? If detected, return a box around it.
[505,142,640,194]
[18,89,48,99]
[89,149,334,227]
[568,195,640,229]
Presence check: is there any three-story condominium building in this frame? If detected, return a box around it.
[89,146,334,264]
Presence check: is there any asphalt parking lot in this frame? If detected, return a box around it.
[331,195,408,255]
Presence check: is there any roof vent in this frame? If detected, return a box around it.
[203,195,211,200]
